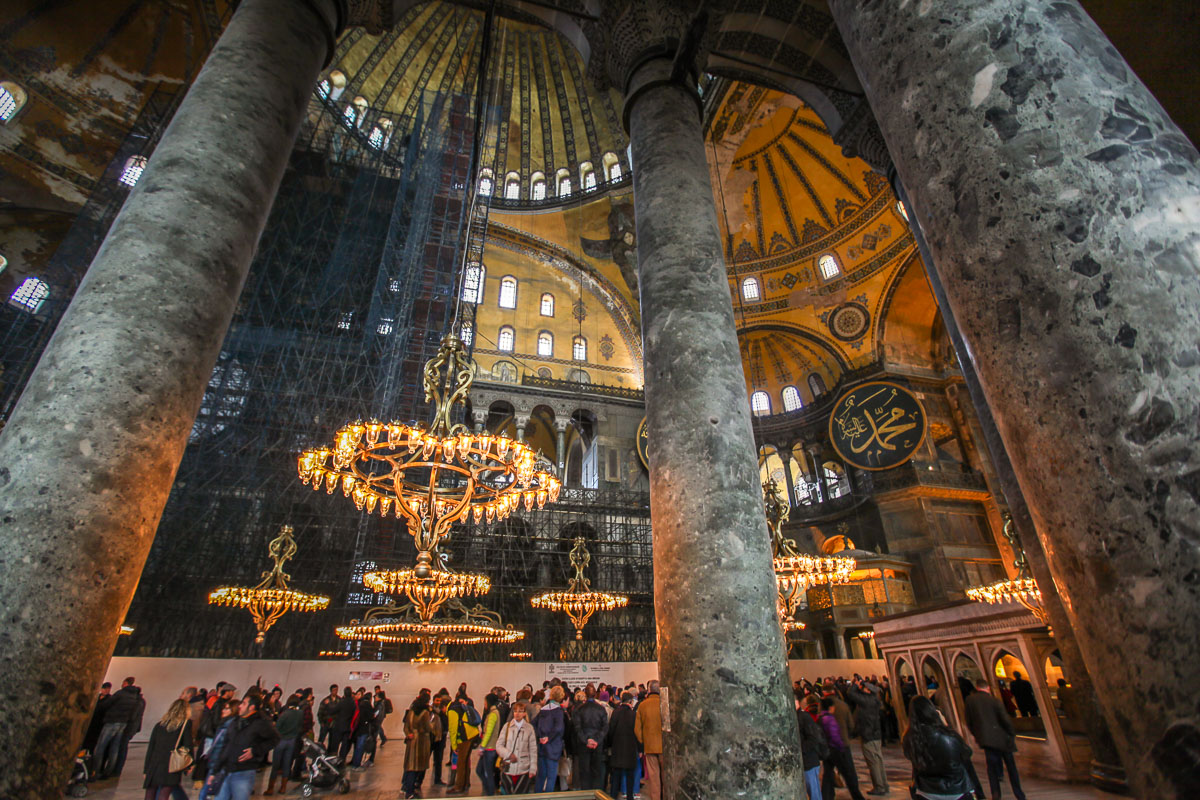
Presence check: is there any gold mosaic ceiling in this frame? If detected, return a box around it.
[327,3,629,188]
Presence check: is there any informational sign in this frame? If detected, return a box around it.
[828,381,926,471]
[348,671,390,682]
[545,662,616,682]
[636,416,649,470]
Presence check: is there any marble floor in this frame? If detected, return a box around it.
[82,740,1122,800]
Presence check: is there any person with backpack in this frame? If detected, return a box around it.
[795,692,829,800]
[374,687,393,746]
[819,696,867,800]
[445,690,481,795]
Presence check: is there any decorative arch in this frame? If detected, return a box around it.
[602,151,622,181]
[504,171,521,200]
[530,171,546,200]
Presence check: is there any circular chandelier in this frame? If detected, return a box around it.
[209,525,330,644]
[298,332,561,578]
[363,565,491,622]
[966,514,1048,626]
[764,480,855,631]
[337,598,524,663]
[531,538,629,640]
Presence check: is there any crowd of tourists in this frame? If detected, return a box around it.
[81,670,1029,800]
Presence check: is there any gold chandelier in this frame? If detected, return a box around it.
[298,332,561,579]
[966,515,1048,625]
[337,598,524,663]
[765,480,855,630]
[531,538,629,640]
[209,525,330,644]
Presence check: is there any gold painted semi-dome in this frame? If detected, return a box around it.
[324,2,629,202]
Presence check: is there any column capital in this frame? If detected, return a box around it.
[832,99,892,175]
[584,0,719,125]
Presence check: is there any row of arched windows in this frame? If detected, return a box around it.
[461,266,558,318]
[462,320,587,360]
[477,151,624,202]
[314,72,392,150]
[739,255,843,301]
[750,375,828,416]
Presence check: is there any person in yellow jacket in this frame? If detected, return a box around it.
[445,690,481,795]
[635,681,663,800]
[473,693,503,795]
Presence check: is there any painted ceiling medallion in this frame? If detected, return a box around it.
[828,302,870,341]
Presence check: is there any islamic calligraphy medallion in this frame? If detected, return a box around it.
[636,416,649,470]
[828,381,926,471]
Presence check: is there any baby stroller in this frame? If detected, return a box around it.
[66,750,89,796]
[298,737,350,796]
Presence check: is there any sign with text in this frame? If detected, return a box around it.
[829,381,926,471]
[545,662,616,682]
[348,671,389,682]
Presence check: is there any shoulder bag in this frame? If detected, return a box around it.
[168,723,194,773]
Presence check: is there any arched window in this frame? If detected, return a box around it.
[580,161,597,191]
[326,70,347,101]
[818,253,841,280]
[367,126,385,149]
[343,103,358,125]
[602,152,622,182]
[478,169,494,197]
[316,79,331,99]
[460,320,474,346]
[537,331,553,357]
[0,254,7,274]
[498,326,515,352]
[9,277,49,313]
[498,276,518,309]
[751,390,771,416]
[896,200,910,222]
[556,168,572,197]
[782,385,802,412]
[808,373,827,397]
[530,172,546,200]
[462,263,485,304]
[824,462,849,499]
[741,276,760,301]
[0,82,29,123]
[572,335,587,361]
[119,155,148,187]
[504,172,520,200]
[540,292,555,316]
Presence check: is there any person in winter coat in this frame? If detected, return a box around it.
[197,700,236,800]
[495,701,538,795]
[94,678,141,778]
[331,687,357,760]
[211,694,280,800]
[350,690,375,767]
[965,680,1026,800]
[573,687,609,790]
[532,685,566,793]
[818,696,867,800]
[317,685,340,747]
[430,696,449,786]
[903,696,976,800]
[401,693,433,799]
[846,679,889,795]
[446,691,482,794]
[475,693,503,795]
[605,692,639,800]
[635,680,664,800]
[143,700,193,800]
[264,695,302,795]
[795,692,829,800]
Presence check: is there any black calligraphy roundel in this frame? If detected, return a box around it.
[636,416,649,470]
[828,381,927,471]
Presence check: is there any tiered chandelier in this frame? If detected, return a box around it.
[300,333,558,660]
[531,538,629,640]
[966,514,1048,625]
[208,525,330,645]
[765,480,855,631]
[337,598,525,663]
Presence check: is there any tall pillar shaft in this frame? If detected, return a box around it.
[628,58,802,798]
[0,0,337,795]
[828,1,1200,794]
[556,424,567,475]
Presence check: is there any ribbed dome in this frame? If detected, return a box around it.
[326,2,629,201]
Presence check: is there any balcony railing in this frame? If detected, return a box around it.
[867,463,988,494]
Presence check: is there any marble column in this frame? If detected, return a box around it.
[556,422,567,476]
[626,57,803,798]
[781,451,798,508]
[515,414,528,443]
[0,0,341,796]
[833,630,848,660]
[828,1,1200,794]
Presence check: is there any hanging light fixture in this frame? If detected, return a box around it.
[337,598,524,663]
[766,479,855,631]
[966,514,1048,625]
[208,525,330,645]
[531,537,629,640]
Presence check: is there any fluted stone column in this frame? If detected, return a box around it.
[0,0,342,795]
[828,1,1200,794]
[625,55,802,798]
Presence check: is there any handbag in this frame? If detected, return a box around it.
[168,723,193,773]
